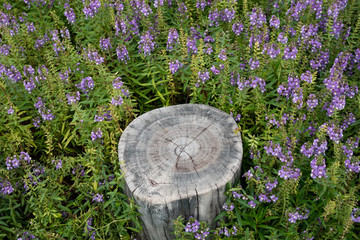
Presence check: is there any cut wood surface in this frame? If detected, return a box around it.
[118,104,243,239]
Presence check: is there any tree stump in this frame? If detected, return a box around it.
[118,104,243,239]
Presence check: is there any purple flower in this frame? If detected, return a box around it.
[167,28,179,51]
[278,166,301,180]
[0,180,14,195]
[264,43,281,59]
[24,78,36,93]
[99,37,112,51]
[59,68,70,82]
[7,107,14,114]
[277,32,288,44]
[83,0,101,19]
[310,50,330,70]
[301,24,318,40]
[249,7,266,28]
[232,22,244,35]
[187,37,197,55]
[210,65,220,75]
[169,60,183,74]
[232,191,242,199]
[112,77,124,89]
[66,91,81,105]
[249,76,266,93]
[91,128,103,141]
[52,159,62,170]
[198,71,210,84]
[341,112,356,130]
[204,43,213,55]
[326,122,343,144]
[288,212,301,223]
[116,45,130,64]
[33,117,41,128]
[154,0,165,8]
[283,45,298,60]
[84,217,96,239]
[265,179,278,192]
[301,71,312,83]
[220,8,236,22]
[351,208,360,223]
[218,49,227,61]
[248,200,256,208]
[287,209,309,223]
[223,203,234,211]
[243,169,253,180]
[310,156,327,179]
[111,95,123,106]
[138,31,156,57]
[76,77,94,95]
[84,48,104,64]
[196,0,208,11]
[270,195,278,203]
[269,15,280,29]
[309,37,322,53]
[26,22,36,33]
[204,35,214,43]
[64,3,76,24]
[0,44,10,56]
[208,8,220,27]
[6,156,19,170]
[258,194,270,203]
[249,58,260,70]
[92,193,104,203]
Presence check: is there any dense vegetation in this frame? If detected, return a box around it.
[0,0,359,239]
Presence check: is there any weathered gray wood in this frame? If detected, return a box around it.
[118,104,243,239]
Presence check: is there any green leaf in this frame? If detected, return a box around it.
[126,226,141,233]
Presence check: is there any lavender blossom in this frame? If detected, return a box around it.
[351,208,360,223]
[283,44,298,60]
[198,71,210,84]
[52,159,62,170]
[116,45,130,64]
[277,32,288,44]
[248,200,256,208]
[0,44,10,56]
[76,77,94,95]
[92,193,104,203]
[84,48,104,64]
[99,37,112,51]
[232,22,244,35]
[64,3,76,24]
[218,49,227,61]
[91,128,103,141]
[166,28,179,51]
[66,91,81,105]
[249,58,260,70]
[223,203,234,211]
[83,0,101,19]
[187,37,197,55]
[7,107,14,114]
[0,180,14,195]
[112,77,123,89]
[249,7,266,28]
[169,60,183,74]
[269,15,280,29]
[111,95,123,106]
[301,71,312,83]
[138,31,156,57]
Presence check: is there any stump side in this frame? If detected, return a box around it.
[118,104,243,239]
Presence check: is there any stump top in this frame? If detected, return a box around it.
[118,104,242,204]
